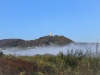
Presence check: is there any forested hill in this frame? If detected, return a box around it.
[0,35,74,47]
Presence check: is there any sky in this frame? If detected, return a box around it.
[0,0,100,43]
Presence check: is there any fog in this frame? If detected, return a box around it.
[1,43,100,56]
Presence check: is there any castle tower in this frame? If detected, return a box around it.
[50,32,52,36]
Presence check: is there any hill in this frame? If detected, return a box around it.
[0,35,74,47]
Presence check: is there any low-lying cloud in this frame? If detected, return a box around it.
[1,43,100,56]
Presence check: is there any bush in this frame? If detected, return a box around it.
[0,51,3,56]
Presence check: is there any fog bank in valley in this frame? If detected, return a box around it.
[1,43,100,56]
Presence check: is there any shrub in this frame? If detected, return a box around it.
[0,51,3,56]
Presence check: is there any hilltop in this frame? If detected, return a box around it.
[0,35,74,48]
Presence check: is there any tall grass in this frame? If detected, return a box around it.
[0,49,100,75]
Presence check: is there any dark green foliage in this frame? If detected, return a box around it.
[0,51,4,57]
[0,35,74,47]
[0,39,25,47]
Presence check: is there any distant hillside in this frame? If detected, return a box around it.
[0,35,74,47]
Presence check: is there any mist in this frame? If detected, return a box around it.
[1,43,100,56]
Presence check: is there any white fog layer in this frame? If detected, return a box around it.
[1,43,100,56]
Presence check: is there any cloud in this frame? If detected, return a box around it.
[1,43,100,56]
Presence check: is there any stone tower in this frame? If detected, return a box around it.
[50,32,52,36]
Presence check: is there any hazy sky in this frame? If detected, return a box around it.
[0,0,100,42]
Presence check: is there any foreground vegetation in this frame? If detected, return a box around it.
[0,50,100,75]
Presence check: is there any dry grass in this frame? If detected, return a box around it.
[0,50,100,75]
